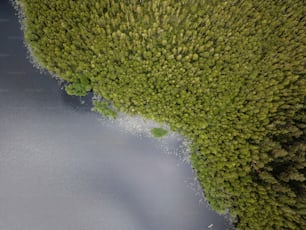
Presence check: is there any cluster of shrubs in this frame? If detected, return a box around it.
[15,0,305,229]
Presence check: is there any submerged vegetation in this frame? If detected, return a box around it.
[14,0,305,229]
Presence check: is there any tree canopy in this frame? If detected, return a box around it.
[15,0,305,229]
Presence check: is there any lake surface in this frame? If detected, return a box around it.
[0,1,232,229]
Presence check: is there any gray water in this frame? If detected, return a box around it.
[0,1,231,229]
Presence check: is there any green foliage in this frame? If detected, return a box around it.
[16,0,306,229]
[92,100,117,119]
[65,82,91,96]
[150,128,168,138]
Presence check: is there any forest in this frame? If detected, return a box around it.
[14,0,305,229]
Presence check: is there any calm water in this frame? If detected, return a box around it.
[0,1,231,229]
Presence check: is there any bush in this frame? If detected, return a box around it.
[15,0,306,229]
[150,128,168,138]
[65,82,91,96]
[92,100,117,119]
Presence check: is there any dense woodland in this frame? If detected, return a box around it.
[14,0,305,229]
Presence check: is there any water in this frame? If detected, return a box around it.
[0,1,232,229]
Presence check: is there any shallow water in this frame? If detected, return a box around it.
[0,1,231,229]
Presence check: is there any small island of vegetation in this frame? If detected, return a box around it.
[150,128,168,138]
[13,0,305,229]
